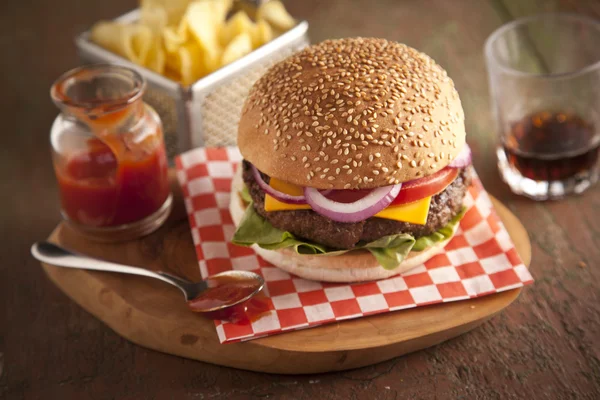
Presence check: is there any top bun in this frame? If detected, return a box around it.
[238,38,466,189]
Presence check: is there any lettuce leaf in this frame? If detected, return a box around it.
[232,202,328,254]
[240,185,252,203]
[232,190,466,270]
[413,206,466,251]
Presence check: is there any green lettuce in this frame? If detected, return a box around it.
[240,185,252,203]
[413,207,466,251]
[232,190,466,270]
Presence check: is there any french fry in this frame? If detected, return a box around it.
[145,42,166,74]
[220,32,252,67]
[178,42,206,85]
[140,5,168,33]
[176,15,190,41]
[165,43,182,80]
[203,47,222,74]
[252,19,273,49]
[185,0,230,51]
[91,22,151,65]
[139,6,167,74]
[220,11,255,46]
[163,26,186,53]
[184,0,234,74]
[131,25,155,68]
[256,1,296,31]
[140,0,191,27]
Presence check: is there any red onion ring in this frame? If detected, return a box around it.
[303,183,402,223]
[448,144,472,168]
[251,165,307,204]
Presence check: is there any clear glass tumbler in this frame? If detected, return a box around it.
[485,14,600,200]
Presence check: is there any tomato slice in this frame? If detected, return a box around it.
[391,167,459,206]
[323,189,372,203]
[293,167,458,207]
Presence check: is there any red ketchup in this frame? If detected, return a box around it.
[55,138,170,227]
[187,274,271,323]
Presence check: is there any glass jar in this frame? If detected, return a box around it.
[50,65,172,241]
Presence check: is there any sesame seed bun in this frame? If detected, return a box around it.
[229,172,455,282]
[238,37,466,190]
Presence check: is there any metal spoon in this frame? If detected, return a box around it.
[31,241,264,313]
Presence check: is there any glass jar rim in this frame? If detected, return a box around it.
[50,64,146,111]
[484,13,600,80]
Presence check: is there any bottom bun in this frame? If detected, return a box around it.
[229,168,456,282]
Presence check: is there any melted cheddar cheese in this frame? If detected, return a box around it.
[264,178,431,225]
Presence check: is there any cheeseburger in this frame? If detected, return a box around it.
[230,38,472,282]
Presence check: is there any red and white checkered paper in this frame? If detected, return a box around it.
[176,147,534,344]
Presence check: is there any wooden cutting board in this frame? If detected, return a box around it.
[40,171,531,374]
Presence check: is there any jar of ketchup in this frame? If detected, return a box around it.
[50,65,171,241]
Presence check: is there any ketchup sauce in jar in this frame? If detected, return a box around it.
[50,65,171,241]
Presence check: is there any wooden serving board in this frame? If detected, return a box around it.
[40,171,531,374]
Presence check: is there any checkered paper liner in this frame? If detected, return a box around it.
[176,147,534,344]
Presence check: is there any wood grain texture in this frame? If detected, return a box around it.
[38,174,530,374]
[1,0,599,398]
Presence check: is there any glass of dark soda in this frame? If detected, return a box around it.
[485,14,600,200]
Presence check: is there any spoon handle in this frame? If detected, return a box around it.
[31,241,185,290]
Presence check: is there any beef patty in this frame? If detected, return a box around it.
[242,161,471,250]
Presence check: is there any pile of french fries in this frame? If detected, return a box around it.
[91,0,296,85]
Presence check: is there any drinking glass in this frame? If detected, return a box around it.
[485,14,600,200]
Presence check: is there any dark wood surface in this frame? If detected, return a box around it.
[1,0,598,399]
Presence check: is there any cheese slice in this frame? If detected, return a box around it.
[264,178,311,211]
[373,196,431,225]
[264,178,431,225]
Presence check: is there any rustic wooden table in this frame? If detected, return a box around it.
[1,0,599,399]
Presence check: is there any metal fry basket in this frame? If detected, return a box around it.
[76,9,309,157]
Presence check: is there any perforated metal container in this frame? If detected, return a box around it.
[76,9,309,157]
